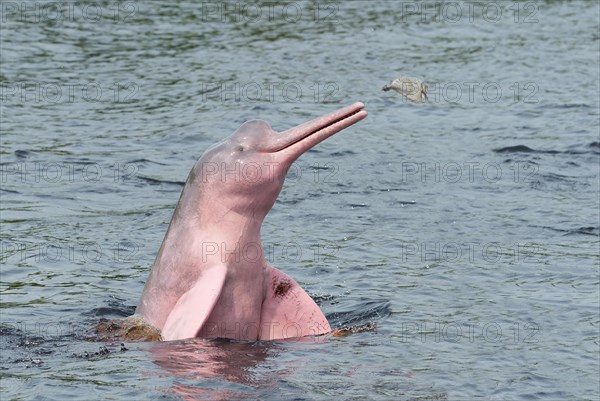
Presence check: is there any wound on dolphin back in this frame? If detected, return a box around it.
[273,278,293,297]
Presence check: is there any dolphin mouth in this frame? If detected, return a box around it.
[270,102,368,156]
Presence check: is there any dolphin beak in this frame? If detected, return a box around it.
[271,102,368,162]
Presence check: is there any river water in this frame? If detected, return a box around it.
[1,1,599,400]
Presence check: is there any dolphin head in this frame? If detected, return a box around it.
[183,103,368,223]
[136,103,367,337]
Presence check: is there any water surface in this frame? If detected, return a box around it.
[1,1,599,400]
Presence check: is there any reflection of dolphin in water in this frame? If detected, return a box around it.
[150,338,279,399]
[135,103,368,341]
[148,301,392,399]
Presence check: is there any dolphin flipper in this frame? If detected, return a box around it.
[260,266,331,340]
[161,266,227,341]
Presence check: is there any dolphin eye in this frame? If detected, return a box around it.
[237,146,244,152]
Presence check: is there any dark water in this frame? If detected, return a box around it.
[1,1,599,400]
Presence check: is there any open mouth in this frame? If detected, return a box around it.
[272,102,368,154]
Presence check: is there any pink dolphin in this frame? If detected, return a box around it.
[136,102,368,341]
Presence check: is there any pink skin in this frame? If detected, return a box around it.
[135,102,368,341]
